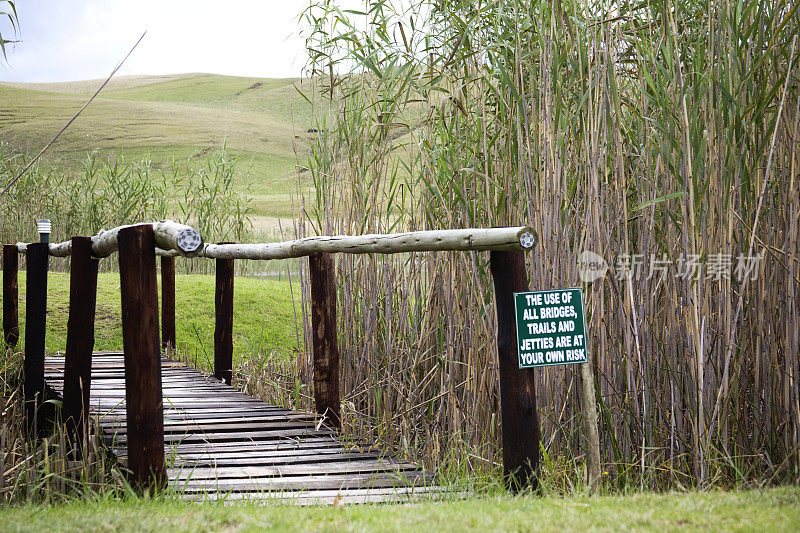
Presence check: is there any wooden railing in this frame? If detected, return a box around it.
[2,222,539,492]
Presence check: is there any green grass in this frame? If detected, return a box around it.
[0,487,798,532]
[2,271,300,366]
[0,74,316,217]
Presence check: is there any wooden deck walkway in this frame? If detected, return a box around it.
[44,352,443,504]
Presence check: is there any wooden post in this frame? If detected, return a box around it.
[580,353,602,494]
[309,252,340,428]
[214,248,234,385]
[2,244,19,348]
[160,256,176,353]
[118,224,166,491]
[23,242,49,437]
[62,237,99,446]
[490,250,540,491]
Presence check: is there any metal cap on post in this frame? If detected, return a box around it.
[38,219,51,271]
[37,219,51,244]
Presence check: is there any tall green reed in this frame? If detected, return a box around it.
[0,144,255,274]
[297,0,800,490]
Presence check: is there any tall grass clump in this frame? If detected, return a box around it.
[0,347,130,503]
[296,0,800,490]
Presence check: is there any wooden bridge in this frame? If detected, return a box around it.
[43,352,438,504]
[2,221,540,501]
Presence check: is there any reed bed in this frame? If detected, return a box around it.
[294,0,800,489]
[0,145,255,274]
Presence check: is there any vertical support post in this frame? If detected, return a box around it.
[309,252,340,428]
[2,244,19,348]
[62,237,99,446]
[118,224,166,491]
[490,250,540,491]
[214,248,234,385]
[160,256,176,353]
[23,242,49,437]
[580,357,602,494]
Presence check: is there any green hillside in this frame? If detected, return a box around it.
[0,73,317,220]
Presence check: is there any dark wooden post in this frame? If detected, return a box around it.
[160,256,176,353]
[118,224,166,491]
[23,242,49,436]
[214,247,234,385]
[309,252,340,428]
[2,244,19,348]
[62,237,99,445]
[490,250,540,492]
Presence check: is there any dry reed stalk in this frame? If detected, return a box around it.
[292,0,800,489]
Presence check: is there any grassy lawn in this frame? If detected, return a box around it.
[2,271,301,366]
[0,487,797,532]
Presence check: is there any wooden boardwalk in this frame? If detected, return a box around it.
[44,352,442,504]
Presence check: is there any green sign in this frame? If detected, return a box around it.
[514,288,588,368]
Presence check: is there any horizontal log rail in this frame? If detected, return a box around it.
[159,226,536,260]
[14,225,535,260]
[15,220,203,258]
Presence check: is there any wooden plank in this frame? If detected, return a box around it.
[118,224,166,490]
[309,252,340,428]
[130,452,393,469]
[185,485,451,505]
[69,389,267,399]
[100,419,318,433]
[161,445,357,458]
[105,427,334,444]
[48,374,219,383]
[87,400,274,409]
[2,244,19,348]
[178,471,432,492]
[169,459,418,480]
[489,250,540,492]
[101,413,317,426]
[214,246,234,384]
[125,438,345,454]
[168,454,387,469]
[23,242,48,437]
[91,409,303,422]
[117,441,347,457]
[160,256,176,351]
[166,448,371,461]
[62,236,99,446]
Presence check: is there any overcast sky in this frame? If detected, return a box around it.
[0,1,314,82]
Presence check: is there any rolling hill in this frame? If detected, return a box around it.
[0,73,317,220]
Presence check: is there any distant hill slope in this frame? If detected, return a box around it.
[0,73,317,218]
[0,73,209,94]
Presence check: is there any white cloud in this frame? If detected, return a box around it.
[0,0,311,82]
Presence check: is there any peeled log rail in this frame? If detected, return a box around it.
[15,220,203,258]
[203,226,536,260]
[13,226,534,260]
